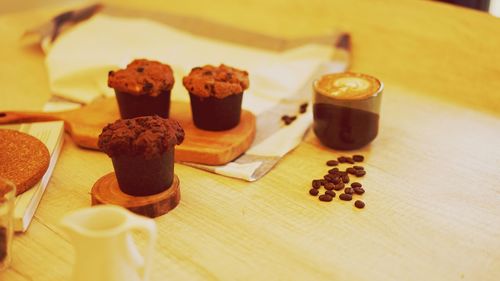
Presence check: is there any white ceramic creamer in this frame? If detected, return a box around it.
[60,205,157,281]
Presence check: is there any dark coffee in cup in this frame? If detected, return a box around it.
[313,73,383,150]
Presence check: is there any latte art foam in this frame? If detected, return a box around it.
[314,73,381,100]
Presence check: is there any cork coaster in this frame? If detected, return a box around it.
[91,173,180,218]
[0,130,50,195]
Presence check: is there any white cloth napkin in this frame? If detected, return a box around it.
[44,14,347,181]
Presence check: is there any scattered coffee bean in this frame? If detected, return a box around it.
[344,187,354,195]
[351,182,362,188]
[342,175,350,183]
[331,177,341,185]
[281,115,297,125]
[346,167,356,175]
[354,200,365,208]
[324,183,335,190]
[339,193,353,201]
[328,167,339,174]
[353,187,365,195]
[319,194,333,202]
[324,174,333,181]
[309,154,367,208]
[333,183,345,191]
[326,160,339,166]
[345,157,355,164]
[353,155,364,162]
[299,102,308,113]
[312,180,322,189]
[355,170,366,177]
[325,190,336,197]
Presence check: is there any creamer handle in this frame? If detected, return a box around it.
[126,214,157,281]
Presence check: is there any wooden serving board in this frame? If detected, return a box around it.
[91,172,181,218]
[0,98,256,165]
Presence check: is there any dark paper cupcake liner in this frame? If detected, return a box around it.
[189,93,242,131]
[115,90,171,119]
[111,148,174,196]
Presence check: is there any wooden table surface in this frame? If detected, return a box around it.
[1,0,499,280]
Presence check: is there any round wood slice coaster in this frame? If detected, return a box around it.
[91,172,180,218]
[0,129,50,195]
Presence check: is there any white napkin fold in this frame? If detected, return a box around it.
[44,14,347,181]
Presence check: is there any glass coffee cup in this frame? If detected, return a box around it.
[313,72,383,150]
[0,178,15,271]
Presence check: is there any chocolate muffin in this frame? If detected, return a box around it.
[98,116,184,196]
[182,64,249,131]
[108,59,175,119]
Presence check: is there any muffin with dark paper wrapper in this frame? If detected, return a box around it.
[108,59,174,119]
[183,64,249,131]
[98,116,184,196]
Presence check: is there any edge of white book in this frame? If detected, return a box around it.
[0,121,65,232]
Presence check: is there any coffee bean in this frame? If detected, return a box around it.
[355,170,366,177]
[324,183,335,190]
[325,190,336,197]
[326,160,339,166]
[346,168,357,175]
[354,200,365,208]
[344,187,354,195]
[345,157,355,164]
[309,189,319,196]
[331,177,341,185]
[353,166,364,170]
[338,156,347,163]
[353,187,365,195]
[351,182,362,188]
[312,180,322,189]
[342,175,350,183]
[353,155,364,162]
[281,115,297,125]
[328,167,339,174]
[339,193,353,201]
[339,171,348,176]
[333,183,345,191]
[319,194,333,202]
[299,102,308,113]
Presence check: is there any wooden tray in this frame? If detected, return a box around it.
[0,98,256,165]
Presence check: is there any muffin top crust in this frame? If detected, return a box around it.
[108,59,174,96]
[182,64,249,99]
[98,116,184,159]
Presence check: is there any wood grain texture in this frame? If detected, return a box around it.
[91,173,181,218]
[0,99,257,165]
[0,1,499,281]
